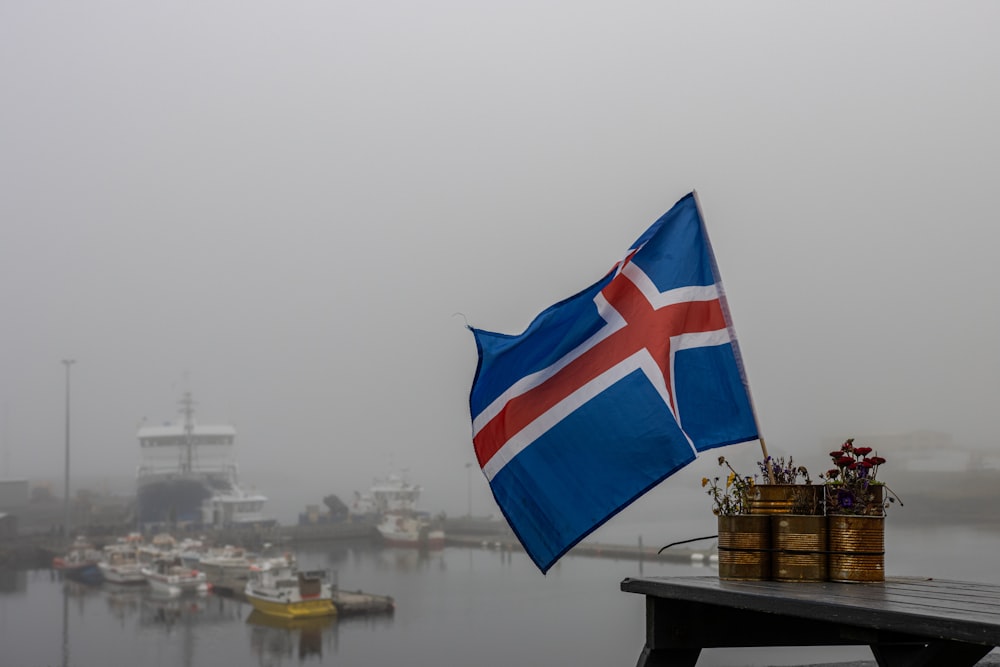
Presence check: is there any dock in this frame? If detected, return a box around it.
[332,589,395,616]
[218,583,394,616]
[445,534,718,565]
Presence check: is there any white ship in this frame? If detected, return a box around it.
[368,472,444,550]
[136,393,269,529]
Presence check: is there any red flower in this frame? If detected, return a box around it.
[847,462,857,470]
[860,459,873,468]
[869,456,886,466]
[836,456,854,467]
[829,451,844,459]
[854,446,872,456]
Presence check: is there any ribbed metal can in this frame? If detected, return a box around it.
[771,514,827,582]
[827,514,885,582]
[749,484,822,515]
[717,514,771,581]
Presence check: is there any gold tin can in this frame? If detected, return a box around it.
[771,514,827,582]
[750,484,822,515]
[717,514,771,581]
[827,514,885,583]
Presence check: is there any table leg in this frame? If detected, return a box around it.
[870,640,992,667]
[636,596,705,666]
[635,645,701,667]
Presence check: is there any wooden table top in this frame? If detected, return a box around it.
[621,575,1000,646]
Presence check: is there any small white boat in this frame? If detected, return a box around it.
[368,471,445,550]
[244,554,336,619]
[141,556,209,596]
[98,536,147,585]
[199,545,256,595]
[177,537,208,568]
[377,513,445,550]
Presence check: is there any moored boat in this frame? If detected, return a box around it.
[244,555,336,619]
[53,537,104,585]
[141,556,209,596]
[198,545,256,595]
[98,535,147,585]
[136,393,270,530]
[376,513,445,549]
[425,525,445,550]
[177,537,208,568]
[369,472,445,550]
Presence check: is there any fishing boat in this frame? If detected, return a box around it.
[136,392,269,529]
[53,536,104,585]
[177,537,208,568]
[198,545,256,595]
[369,472,445,549]
[140,556,209,596]
[376,513,445,549]
[98,534,147,585]
[244,555,336,619]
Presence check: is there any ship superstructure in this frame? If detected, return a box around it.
[136,393,268,528]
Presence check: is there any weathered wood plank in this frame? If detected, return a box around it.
[623,576,1000,666]
[621,576,1000,647]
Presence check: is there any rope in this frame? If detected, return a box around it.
[657,533,885,557]
[657,535,718,554]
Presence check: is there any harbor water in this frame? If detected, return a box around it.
[4,522,1000,667]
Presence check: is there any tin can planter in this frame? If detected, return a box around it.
[717,514,771,581]
[827,514,885,582]
[771,514,827,582]
[749,484,823,515]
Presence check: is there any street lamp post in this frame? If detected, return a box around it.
[62,359,75,539]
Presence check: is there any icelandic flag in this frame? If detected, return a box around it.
[468,192,759,572]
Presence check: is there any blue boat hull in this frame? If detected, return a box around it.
[63,563,104,585]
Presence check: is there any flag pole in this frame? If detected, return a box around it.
[690,190,774,483]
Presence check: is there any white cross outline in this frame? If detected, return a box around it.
[478,260,731,482]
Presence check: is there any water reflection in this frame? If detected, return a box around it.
[62,577,68,667]
[2,538,886,667]
[246,611,338,665]
[105,584,144,624]
[59,578,103,667]
[46,568,354,667]
[138,591,236,667]
[0,568,26,593]
[372,547,445,573]
[64,578,103,615]
[139,590,243,629]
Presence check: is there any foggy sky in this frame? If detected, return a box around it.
[2,2,998,521]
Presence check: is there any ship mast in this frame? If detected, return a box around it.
[180,392,196,474]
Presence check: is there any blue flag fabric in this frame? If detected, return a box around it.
[468,193,759,572]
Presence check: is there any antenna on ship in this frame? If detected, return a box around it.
[180,392,196,474]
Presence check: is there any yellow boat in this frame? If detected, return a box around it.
[244,554,337,619]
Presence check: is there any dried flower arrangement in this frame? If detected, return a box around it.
[702,456,756,516]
